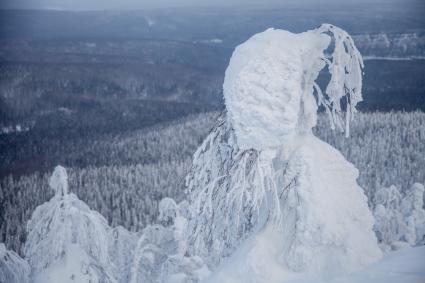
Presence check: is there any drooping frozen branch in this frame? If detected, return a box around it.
[315,24,364,137]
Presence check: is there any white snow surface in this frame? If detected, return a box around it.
[206,245,425,283]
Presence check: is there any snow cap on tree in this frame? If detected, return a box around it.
[223,23,363,151]
[158,197,179,226]
[49,165,68,196]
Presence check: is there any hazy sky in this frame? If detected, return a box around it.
[1,0,401,10]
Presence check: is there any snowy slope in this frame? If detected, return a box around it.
[296,246,425,283]
[206,246,425,283]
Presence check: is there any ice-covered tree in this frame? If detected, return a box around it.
[108,226,138,283]
[372,185,405,249]
[24,165,117,283]
[0,243,30,283]
[373,183,425,250]
[185,24,382,279]
[131,198,209,283]
[401,183,425,245]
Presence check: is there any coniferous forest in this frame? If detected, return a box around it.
[1,2,425,282]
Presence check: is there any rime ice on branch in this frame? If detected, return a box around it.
[224,24,364,152]
[186,24,381,279]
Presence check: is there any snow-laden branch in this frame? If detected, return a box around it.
[315,24,364,137]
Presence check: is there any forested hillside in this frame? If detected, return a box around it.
[1,111,424,255]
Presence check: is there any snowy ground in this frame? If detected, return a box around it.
[322,246,425,283]
[207,245,425,283]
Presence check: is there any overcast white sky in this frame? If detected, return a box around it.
[1,0,400,10]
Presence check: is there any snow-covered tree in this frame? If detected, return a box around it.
[373,183,425,250]
[401,183,425,245]
[108,226,138,283]
[131,198,209,283]
[185,24,382,279]
[373,185,405,249]
[24,165,117,283]
[0,243,30,283]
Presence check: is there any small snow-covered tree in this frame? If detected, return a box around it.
[24,166,117,283]
[0,243,30,283]
[373,183,425,250]
[401,183,425,245]
[185,24,382,278]
[108,226,138,283]
[372,185,405,249]
[131,198,209,283]
[49,165,68,196]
